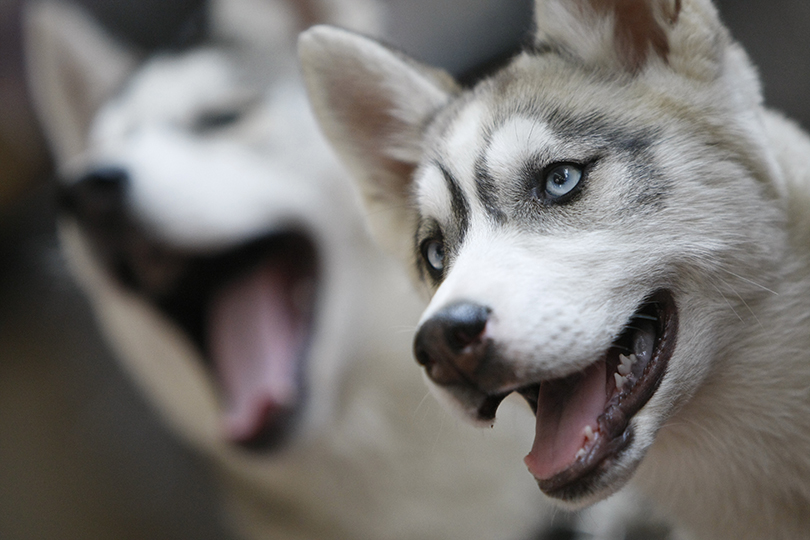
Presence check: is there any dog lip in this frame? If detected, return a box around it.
[476,392,512,421]
[528,289,678,499]
[535,422,636,500]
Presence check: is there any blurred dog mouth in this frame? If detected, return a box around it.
[153,233,319,451]
[479,290,678,500]
[73,213,319,450]
[60,171,320,451]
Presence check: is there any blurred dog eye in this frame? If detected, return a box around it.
[423,239,445,273]
[543,163,583,200]
[194,109,244,132]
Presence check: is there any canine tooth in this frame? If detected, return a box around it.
[583,425,595,442]
[619,354,635,370]
[576,448,587,459]
[614,373,627,390]
[618,363,631,376]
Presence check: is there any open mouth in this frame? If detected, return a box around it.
[59,174,320,451]
[149,233,320,451]
[489,290,677,500]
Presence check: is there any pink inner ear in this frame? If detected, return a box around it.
[586,0,679,72]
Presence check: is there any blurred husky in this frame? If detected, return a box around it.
[301,0,810,538]
[23,1,560,539]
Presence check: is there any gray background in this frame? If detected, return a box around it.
[0,1,808,539]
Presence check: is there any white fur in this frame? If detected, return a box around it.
[25,2,556,540]
[300,0,810,538]
[441,101,488,189]
[484,117,559,182]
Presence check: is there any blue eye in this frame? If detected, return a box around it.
[423,239,445,273]
[544,164,583,199]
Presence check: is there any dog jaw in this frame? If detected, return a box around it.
[418,277,679,503]
[525,291,678,501]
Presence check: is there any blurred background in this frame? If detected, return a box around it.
[1,0,809,538]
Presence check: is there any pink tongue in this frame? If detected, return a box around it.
[208,264,305,443]
[524,361,607,480]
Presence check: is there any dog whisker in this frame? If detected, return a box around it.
[723,268,779,296]
[412,391,433,422]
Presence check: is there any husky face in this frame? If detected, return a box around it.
[301,0,786,505]
[28,1,378,454]
[62,49,328,449]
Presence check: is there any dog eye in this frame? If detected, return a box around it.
[423,239,445,273]
[194,109,244,132]
[543,163,583,200]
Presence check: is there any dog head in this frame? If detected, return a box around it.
[25,0,386,457]
[301,0,787,505]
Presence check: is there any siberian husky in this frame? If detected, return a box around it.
[23,1,560,539]
[300,0,810,538]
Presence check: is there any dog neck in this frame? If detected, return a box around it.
[632,109,810,540]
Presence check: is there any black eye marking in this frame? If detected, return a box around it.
[473,157,507,225]
[437,163,470,246]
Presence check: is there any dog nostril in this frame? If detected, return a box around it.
[60,166,130,217]
[442,302,490,352]
[413,301,491,385]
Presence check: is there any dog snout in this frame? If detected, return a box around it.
[413,302,491,386]
[59,166,129,221]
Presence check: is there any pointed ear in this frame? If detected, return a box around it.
[24,1,139,167]
[299,25,459,256]
[534,0,726,78]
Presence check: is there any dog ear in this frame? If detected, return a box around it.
[299,25,459,255]
[533,0,727,78]
[24,1,139,167]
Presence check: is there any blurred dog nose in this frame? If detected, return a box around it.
[413,301,491,386]
[59,166,129,220]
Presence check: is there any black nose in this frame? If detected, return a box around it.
[413,301,491,386]
[59,166,129,222]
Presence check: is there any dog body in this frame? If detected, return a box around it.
[25,2,556,539]
[301,1,810,538]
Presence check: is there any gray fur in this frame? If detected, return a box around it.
[300,1,810,538]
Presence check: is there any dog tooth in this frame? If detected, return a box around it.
[614,372,626,390]
[621,355,633,368]
[619,354,635,371]
[583,425,595,443]
[618,363,631,376]
[576,448,587,459]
